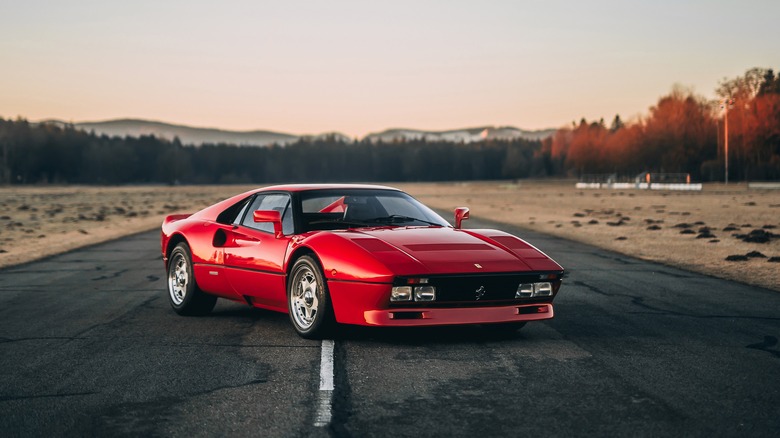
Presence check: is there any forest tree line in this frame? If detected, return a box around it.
[1,67,778,185]
[0,120,550,185]
[544,67,780,181]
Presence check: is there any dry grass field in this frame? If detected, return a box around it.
[1,182,778,291]
[0,185,254,268]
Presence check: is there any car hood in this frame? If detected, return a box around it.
[343,226,556,275]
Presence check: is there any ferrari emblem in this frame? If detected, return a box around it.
[475,286,486,300]
[474,263,482,269]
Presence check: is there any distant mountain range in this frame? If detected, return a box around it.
[41,118,554,147]
[42,119,346,146]
[364,126,556,143]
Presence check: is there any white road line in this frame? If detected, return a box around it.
[314,339,335,427]
[319,339,334,391]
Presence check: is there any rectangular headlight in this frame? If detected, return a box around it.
[414,286,436,301]
[391,286,413,302]
[516,283,534,298]
[533,282,553,297]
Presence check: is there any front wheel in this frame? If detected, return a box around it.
[167,242,217,316]
[287,256,334,339]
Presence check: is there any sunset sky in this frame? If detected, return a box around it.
[1,0,778,138]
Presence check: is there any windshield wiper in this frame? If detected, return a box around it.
[367,215,442,226]
[309,219,372,227]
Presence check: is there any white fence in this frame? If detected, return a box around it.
[575,182,702,191]
[748,182,780,190]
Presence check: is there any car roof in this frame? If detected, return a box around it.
[192,184,406,221]
[256,183,401,193]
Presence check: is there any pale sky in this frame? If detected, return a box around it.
[1,0,778,138]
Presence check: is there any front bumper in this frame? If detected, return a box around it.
[328,279,555,326]
[362,303,553,326]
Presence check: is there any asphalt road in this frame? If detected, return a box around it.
[1,216,779,437]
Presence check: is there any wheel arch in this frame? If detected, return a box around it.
[286,246,322,279]
[165,233,189,269]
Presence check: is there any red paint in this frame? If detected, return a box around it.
[454,207,470,229]
[362,304,554,326]
[161,184,565,330]
[252,209,282,238]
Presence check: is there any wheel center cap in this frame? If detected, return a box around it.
[304,291,314,306]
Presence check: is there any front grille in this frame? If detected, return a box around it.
[392,272,562,307]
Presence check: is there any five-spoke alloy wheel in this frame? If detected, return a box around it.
[167,242,217,316]
[288,255,333,338]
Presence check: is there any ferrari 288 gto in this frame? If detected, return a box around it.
[161,184,564,338]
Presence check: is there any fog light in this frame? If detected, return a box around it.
[414,286,436,301]
[516,283,534,298]
[534,282,553,297]
[391,286,413,302]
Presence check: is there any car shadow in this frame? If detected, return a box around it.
[332,323,530,345]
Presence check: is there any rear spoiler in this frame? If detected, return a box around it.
[163,213,192,226]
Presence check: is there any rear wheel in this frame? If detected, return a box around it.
[288,256,333,339]
[167,243,217,316]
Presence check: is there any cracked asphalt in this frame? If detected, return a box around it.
[1,216,779,437]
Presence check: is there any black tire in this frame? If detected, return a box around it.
[287,255,334,339]
[167,242,217,316]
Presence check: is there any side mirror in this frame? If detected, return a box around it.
[253,210,283,238]
[454,207,470,229]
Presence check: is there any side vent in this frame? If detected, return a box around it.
[213,229,227,247]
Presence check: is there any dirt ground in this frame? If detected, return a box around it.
[1,182,778,291]
[0,185,254,268]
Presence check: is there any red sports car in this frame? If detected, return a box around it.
[161,184,564,338]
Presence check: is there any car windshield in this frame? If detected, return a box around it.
[300,189,450,231]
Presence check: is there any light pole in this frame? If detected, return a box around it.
[720,98,735,184]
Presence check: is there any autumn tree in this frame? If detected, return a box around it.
[609,114,624,132]
[641,86,716,176]
[716,67,780,179]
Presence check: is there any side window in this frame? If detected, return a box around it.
[241,194,293,235]
[216,196,251,225]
